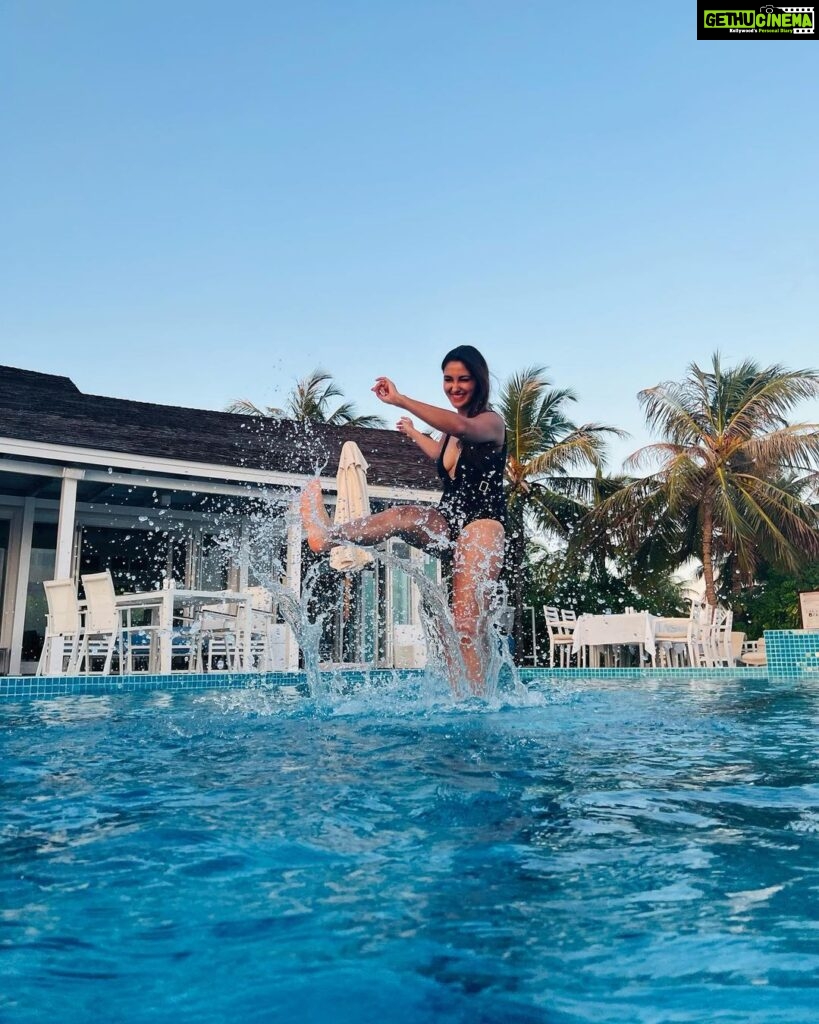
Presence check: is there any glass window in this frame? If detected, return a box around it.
[391,541,413,626]
[423,552,439,583]
[358,570,377,662]
[0,518,9,634]
[246,519,286,590]
[22,523,57,662]
[80,526,187,593]
[199,534,230,591]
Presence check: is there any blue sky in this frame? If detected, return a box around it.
[2,1,818,467]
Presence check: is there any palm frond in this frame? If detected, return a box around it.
[743,424,819,473]
[327,402,387,428]
[638,379,707,447]
[726,366,819,440]
[224,398,281,417]
[499,366,579,464]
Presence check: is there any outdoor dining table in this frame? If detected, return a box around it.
[572,612,689,668]
[115,586,254,673]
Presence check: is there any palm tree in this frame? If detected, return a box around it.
[499,366,626,642]
[601,354,819,606]
[559,469,688,616]
[227,368,386,427]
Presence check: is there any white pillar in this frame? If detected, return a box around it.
[237,520,249,591]
[9,498,36,675]
[284,498,302,671]
[384,539,395,667]
[54,469,84,579]
[41,471,85,674]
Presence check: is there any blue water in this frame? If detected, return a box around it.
[2,674,819,1023]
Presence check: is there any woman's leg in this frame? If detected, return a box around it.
[451,519,505,693]
[301,478,450,554]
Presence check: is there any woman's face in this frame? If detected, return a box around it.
[442,360,475,413]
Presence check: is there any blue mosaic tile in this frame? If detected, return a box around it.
[519,666,769,683]
[11,647,819,702]
[0,670,307,701]
[764,629,819,678]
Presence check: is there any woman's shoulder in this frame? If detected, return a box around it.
[476,407,506,439]
[463,408,505,447]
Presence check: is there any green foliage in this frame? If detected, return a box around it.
[526,544,687,619]
[730,562,819,638]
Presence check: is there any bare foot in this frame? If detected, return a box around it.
[301,479,332,553]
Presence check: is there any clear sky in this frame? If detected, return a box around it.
[2,1,818,468]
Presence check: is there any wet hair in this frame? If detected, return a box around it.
[441,345,491,417]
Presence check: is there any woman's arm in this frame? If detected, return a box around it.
[396,416,444,461]
[373,378,505,445]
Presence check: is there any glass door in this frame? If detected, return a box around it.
[21,523,57,664]
[79,525,188,593]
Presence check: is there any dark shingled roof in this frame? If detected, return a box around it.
[0,365,441,491]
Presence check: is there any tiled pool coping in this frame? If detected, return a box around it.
[3,628,815,701]
[0,670,305,701]
[0,664,780,701]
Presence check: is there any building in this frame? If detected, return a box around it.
[0,365,441,675]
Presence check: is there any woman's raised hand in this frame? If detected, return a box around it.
[372,376,401,406]
[396,416,415,436]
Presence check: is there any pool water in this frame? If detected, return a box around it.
[3,674,819,1023]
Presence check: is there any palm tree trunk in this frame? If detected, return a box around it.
[701,496,717,607]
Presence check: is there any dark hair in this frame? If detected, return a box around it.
[441,345,490,417]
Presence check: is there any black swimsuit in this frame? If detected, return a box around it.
[436,433,507,541]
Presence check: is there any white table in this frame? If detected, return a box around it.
[572,612,688,667]
[116,587,254,674]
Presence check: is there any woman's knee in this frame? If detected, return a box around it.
[453,611,480,644]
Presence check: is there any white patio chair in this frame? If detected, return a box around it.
[202,587,278,671]
[117,604,160,673]
[654,616,690,667]
[559,608,586,666]
[37,579,83,676]
[245,586,280,671]
[707,607,734,666]
[729,630,746,666]
[77,571,121,674]
[686,600,714,668]
[77,571,160,674]
[544,606,577,667]
[195,601,242,671]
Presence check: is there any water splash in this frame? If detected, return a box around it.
[132,419,521,703]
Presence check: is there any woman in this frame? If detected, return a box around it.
[301,345,507,692]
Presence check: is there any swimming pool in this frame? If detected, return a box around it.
[3,672,819,1023]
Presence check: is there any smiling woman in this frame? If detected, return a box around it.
[301,345,507,695]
